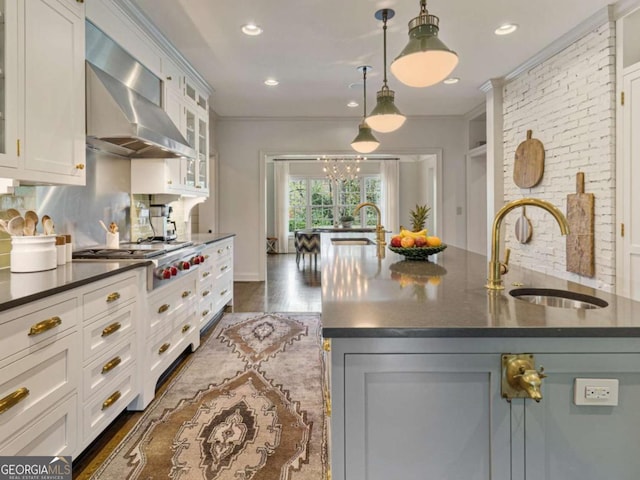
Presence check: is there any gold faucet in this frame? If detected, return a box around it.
[486,198,569,290]
[353,202,386,246]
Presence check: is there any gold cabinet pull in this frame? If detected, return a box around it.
[182,324,191,334]
[106,292,121,303]
[102,391,121,410]
[101,322,121,337]
[101,356,122,374]
[158,342,170,354]
[202,290,210,297]
[202,271,211,278]
[217,248,223,254]
[220,265,229,272]
[158,304,170,314]
[182,290,191,298]
[220,289,228,296]
[204,254,210,259]
[323,339,331,352]
[201,309,210,317]
[0,387,30,414]
[226,245,231,250]
[28,316,62,336]
[75,164,85,170]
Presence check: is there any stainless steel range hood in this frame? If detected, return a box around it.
[85,22,195,159]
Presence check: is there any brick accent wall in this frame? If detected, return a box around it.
[502,21,616,291]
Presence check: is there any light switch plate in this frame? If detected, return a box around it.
[574,378,619,406]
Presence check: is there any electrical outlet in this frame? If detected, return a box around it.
[574,378,619,406]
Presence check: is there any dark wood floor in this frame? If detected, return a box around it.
[73,253,321,478]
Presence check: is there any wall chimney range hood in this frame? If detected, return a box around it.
[85,21,195,159]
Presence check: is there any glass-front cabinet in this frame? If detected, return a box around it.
[197,117,208,190]
[0,0,17,169]
[183,77,208,194]
[185,107,197,188]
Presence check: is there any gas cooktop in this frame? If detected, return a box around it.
[73,241,193,260]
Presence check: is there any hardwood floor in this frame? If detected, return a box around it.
[73,253,321,478]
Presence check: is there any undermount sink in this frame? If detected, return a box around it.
[509,288,608,310]
[331,237,375,246]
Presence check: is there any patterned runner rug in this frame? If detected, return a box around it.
[91,312,326,480]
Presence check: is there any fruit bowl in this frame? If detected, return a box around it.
[388,244,447,260]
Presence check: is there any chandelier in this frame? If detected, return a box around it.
[317,156,367,182]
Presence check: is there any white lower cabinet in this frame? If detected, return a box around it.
[198,238,234,331]
[330,338,640,480]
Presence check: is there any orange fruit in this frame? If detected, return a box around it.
[426,236,442,247]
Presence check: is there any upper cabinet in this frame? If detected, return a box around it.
[0,0,86,186]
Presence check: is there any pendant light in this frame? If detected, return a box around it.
[390,0,458,88]
[351,66,380,154]
[366,9,406,133]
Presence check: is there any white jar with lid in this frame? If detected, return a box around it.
[56,235,66,265]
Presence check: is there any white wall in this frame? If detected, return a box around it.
[502,21,616,291]
[214,117,466,280]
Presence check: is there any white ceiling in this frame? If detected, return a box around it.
[131,0,614,118]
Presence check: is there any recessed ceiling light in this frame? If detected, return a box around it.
[349,82,363,89]
[495,23,518,36]
[241,23,263,36]
[347,101,359,108]
[264,78,279,86]
[443,77,459,85]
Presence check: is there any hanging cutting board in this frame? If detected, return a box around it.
[515,207,532,244]
[513,130,545,188]
[566,172,595,277]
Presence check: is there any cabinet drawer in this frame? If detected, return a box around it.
[213,274,233,313]
[205,239,233,263]
[198,262,214,284]
[0,332,79,443]
[147,276,197,334]
[82,303,135,362]
[0,393,77,457]
[83,336,136,400]
[148,315,192,377]
[0,297,78,364]
[83,274,137,322]
[214,257,233,281]
[82,368,137,446]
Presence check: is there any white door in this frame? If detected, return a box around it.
[418,154,442,237]
[620,64,640,300]
[466,152,488,255]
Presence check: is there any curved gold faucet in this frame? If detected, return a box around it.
[353,202,386,246]
[487,198,569,290]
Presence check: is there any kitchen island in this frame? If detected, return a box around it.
[321,235,640,480]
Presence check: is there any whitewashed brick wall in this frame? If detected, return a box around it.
[502,22,616,291]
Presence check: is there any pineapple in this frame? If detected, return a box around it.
[409,204,431,232]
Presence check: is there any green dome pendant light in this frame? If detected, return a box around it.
[351,66,380,154]
[366,9,406,133]
[390,0,458,88]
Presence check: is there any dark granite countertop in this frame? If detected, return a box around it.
[320,233,640,338]
[0,261,150,313]
[187,233,235,245]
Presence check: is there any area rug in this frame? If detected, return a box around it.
[90,312,326,480]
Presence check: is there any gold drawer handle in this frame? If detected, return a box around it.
[0,387,30,414]
[28,316,62,336]
[182,324,191,334]
[158,304,170,314]
[217,248,223,254]
[204,254,210,259]
[102,391,121,410]
[323,339,331,352]
[106,292,121,303]
[202,271,211,278]
[101,322,122,337]
[159,342,170,354]
[101,356,122,374]
[75,163,85,170]
[201,309,210,317]
[220,265,229,272]
[202,290,211,297]
[220,289,228,296]
[182,290,191,298]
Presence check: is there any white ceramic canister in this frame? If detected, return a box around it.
[10,235,57,273]
[56,235,66,265]
[65,234,72,262]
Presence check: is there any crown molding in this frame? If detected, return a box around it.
[217,114,464,122]
[613,0,640,18]
[110,0,213,96]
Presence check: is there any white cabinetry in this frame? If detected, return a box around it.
[0,0,86,186]
[198,238,233,331]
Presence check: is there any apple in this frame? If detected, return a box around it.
[414,236,428,247]
[400,236,415,248]
[390,235,403,247]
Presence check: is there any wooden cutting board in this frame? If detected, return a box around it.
[514,207,532,244]
[566,172,595,277]
[514,130,545,188]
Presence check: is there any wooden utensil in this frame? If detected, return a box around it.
[24,211,38,234]
[6,208,21,219]
[43,218,55,235]
[514,207,532,244]
[7,216,25,236]
[566,172,595,277]
[514,130,545,188]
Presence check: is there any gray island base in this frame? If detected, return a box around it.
[320,236,640,480]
